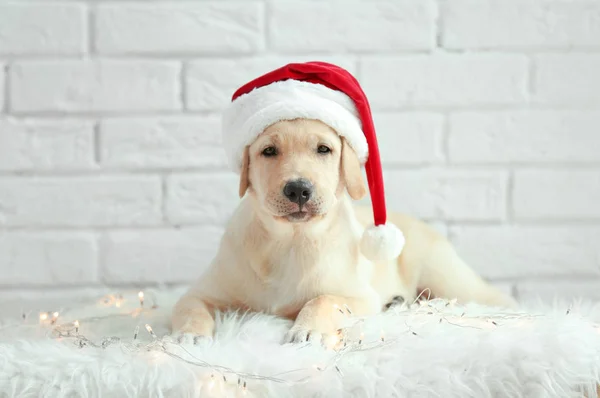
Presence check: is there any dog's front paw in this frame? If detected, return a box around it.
[171,330,213,345]
[284,325,325,345]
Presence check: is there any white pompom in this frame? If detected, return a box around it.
[360,223,405,263]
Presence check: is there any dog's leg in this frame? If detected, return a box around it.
[284,294,379,344]
[420,239,518,308]
[171,293,215,340]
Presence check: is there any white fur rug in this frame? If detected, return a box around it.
[1,289,600,398]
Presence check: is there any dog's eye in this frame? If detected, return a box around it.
[317,145,331,154]
[262,146,277,157]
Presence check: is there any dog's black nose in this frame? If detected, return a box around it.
[283,179,313,206]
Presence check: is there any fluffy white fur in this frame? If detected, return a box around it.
[2,289,600,398]
[221,79,368,173]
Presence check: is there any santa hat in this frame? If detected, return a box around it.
[221,61,405,263]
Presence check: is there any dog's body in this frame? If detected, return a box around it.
[172,119,517,343]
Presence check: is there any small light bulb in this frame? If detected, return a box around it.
[145,324,156,338]
[325,333,339,350]
[343,304,353,315]
[380,329,385,342]
[333,304,344,315]
[74,320,80,333]
[358,332,364,345]
[138,291,144,307]
[39,313,48,321]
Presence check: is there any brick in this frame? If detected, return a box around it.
[166,173,239,225]
[373,112,444,165]
[0,3,86,55]
[100,117,227,169]
[513,169,600,221]
[95,3,262,55]
[269,1,435,52]
[10,60,180,113]
[534,54,600,104]
[0,231,97,285]
[361,54,528,108]
[100,226,223,283]
[371,170,507,221]
[0,63,4,111]
[0,177,161,227]
[448,111,600,164]
[448,225,600,279]
[442,0,600,50]
[186,56,356,111]
[516,280,600,303]
[427,221,448,238]
[0,118,95,171]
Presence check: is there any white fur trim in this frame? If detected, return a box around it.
[222,79,369,173]
[360,223,405,263]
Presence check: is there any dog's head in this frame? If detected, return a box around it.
[239,119,367,223]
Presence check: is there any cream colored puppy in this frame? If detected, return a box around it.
[172,119,517,343]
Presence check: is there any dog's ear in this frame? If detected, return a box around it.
[341,138,367,200]
[239,146,250,198]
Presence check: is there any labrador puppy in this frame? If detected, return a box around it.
[171,118,517,343]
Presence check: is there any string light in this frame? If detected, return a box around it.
[343,304,353,315]
[138,291,144,307]
[5,291,598,396]
[145,324,156,339]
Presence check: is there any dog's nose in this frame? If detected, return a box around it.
[283,179,313,206]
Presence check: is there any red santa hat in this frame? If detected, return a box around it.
[222,61,405,263]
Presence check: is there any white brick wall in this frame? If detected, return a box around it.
[0,0,599,308]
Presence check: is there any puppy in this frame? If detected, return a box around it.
[171,119,517,343]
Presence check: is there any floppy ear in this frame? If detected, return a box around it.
[341,138,367,200]
[239,146,250,198]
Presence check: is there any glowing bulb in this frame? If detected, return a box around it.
[138,291,144,307]
[145,324,156,338]
[359,332,364,345]
[325,333,339,350]
[343,304,353,315]
[39,313,48,321]
[74,320,80,333]
[380,329,385,342]
[207,374,215,391]
[50,311,59,324]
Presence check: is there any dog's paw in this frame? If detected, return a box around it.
[284,326,323,345]
[171,330,213,345]
[383,295,407,310]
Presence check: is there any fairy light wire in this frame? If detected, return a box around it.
[2,291,598,393]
